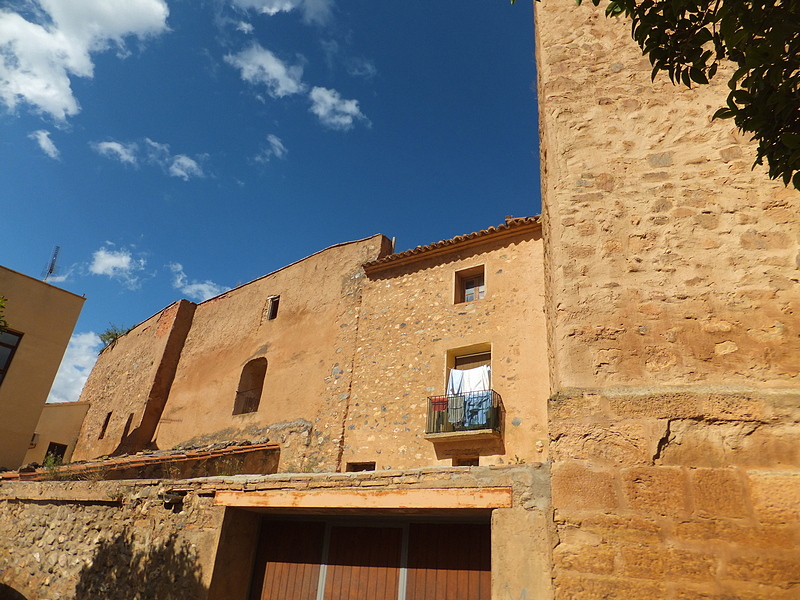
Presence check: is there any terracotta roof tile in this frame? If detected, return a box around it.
[364,216,541,272]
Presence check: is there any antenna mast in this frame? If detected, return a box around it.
[42,246,60,281]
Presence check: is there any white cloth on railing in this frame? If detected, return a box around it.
[447,365,491,426]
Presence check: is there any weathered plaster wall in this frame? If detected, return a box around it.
[154,235,392,473]
[72,300,195,461]
[534,2,800,598]
[0,481,224,600]
[344,225,549,470]
[0,267,84,470]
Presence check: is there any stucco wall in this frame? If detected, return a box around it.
[344,224,549,469]
[72,300,195,461]
[24,402,90,466]
[534,2,800,599]
[0,267,84,470]
[153,235,392,473]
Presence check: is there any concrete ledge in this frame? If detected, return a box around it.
[215,486,513,509]
[424,429,502,443]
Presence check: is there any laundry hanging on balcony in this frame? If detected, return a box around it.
[446,365,492,428]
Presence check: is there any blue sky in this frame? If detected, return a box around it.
[1,0,539,402]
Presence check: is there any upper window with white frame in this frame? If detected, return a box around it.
[455,266,485,304]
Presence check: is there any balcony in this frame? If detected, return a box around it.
[425,390,503,442]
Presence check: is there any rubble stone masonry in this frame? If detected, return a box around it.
[535,2,800,599]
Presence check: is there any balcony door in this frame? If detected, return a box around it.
[249,519,490,600]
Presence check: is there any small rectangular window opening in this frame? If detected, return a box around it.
[453,456,480,467]
[346,461,376,472]
[98,412,112,440]
[46,442,68,463]
[455,266,485,304]
[267,295,280,321]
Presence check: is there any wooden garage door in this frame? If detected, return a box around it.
[249,521,325,600]
[406,523,491,600]
[248,519,490,600]
[324,526,403,600]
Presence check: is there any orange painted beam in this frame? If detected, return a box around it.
[215,486,513,509]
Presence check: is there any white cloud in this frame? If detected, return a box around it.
[255,133,287,163]
[230,0,334,25]
[143,138,204,180]
[28,129,60,159]
[169,155,204,180]
[346,56,376,79]
[89,245,146,288]
[92,140,138,165]
[0,0,169,121]
[168,263,228,302]
[46,332,103,403]
[236,21,254,34]
[224,43,306,98]
[309,86,368,130]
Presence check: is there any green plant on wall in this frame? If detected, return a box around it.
[99,323,132,348]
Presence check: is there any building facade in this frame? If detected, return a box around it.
[0,266,84,470]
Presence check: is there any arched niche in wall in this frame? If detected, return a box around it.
[232,357,267,415]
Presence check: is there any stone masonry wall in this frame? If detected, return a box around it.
[345,226,549,470]
[536,3,800,392]
[535,2,800,599]
[0,481,224,600]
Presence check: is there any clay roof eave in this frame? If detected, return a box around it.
[363,216,541,274]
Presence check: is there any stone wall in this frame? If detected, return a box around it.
[346,223,549,469]
[535,3,800,392]
[0,481,224,600]
[72,300,195,461]
[0,465,553,600]
[534,2,800,599]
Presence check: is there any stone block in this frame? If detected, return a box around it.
[664,548,717,582]
[674,519,798,551]
[552,461,619,511]
[725,555,800,587]
[619,544,666,578]
[690,468,749,519]
[622,467,688,517]
[553,542,616,575]
[747,471,800,523]
[555,575,666,600]
[564,513,664,544]
[549,419,664,466]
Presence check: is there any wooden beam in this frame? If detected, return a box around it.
[215,486,512,509]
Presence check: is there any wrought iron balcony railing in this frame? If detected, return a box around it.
[425,390,503,435]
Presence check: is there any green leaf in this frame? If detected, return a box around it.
[781,133,800,149]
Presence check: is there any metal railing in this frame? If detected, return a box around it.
[426,390,503,434]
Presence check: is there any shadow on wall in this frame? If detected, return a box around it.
[73,532,206,600]
[0,584,27,600]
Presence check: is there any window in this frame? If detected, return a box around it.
[266,295,280,320]
[98,412,112,440]
[0,329,22,386]
[455,266,485,303]
[45,442,68,463]
[453,456,480,467]
[233,357,267,415]
[346,461,376,472]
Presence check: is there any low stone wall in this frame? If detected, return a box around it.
[0,464,553,600]
[0,481,224,600]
